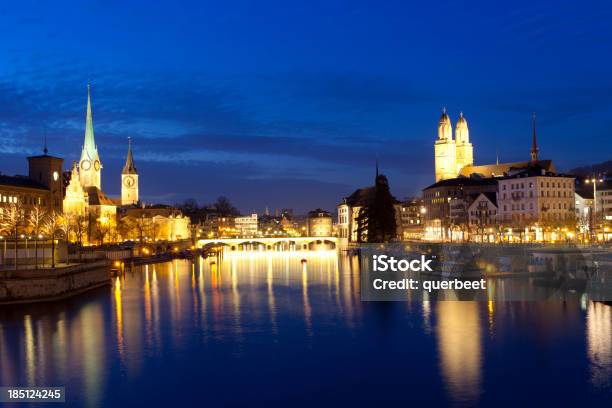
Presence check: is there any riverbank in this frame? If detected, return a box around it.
[0,260,111,305]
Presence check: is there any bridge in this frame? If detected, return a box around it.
[197,236,337,250]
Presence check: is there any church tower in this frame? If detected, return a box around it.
[454,112,474,174]
[79,83,102,189]
[434,109,456,182]
[121,137,139,206]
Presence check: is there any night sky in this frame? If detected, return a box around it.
[1,0,611,214]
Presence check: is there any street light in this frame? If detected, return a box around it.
[585,176,604,237]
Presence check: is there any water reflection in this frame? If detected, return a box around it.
[0,250,609,406]
[587,302,612,387]
[436,302,482,404]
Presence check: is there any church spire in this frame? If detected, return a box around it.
[122,137,138,175]
[81,82,99,162]
[530,112,539,162]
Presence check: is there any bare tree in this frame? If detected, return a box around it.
[0,203,25,270]
[94,217,113,246]
[28,205,47,269]
[44,211,65,268]
[132,214,149,242]
[70,214,89,261]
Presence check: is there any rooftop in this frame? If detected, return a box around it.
[0,174,48,190]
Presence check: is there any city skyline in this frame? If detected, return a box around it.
[1,1,612,213]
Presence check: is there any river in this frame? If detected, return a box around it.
[0,250,610,406]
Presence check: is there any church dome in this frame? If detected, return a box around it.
[455,112,470,143]
[438,109,452,141]
[456,112,468,127]
[439,110,451,125]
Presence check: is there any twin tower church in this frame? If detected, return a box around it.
[63,85,140,221]
[433,109,551,183]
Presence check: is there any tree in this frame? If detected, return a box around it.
[94,216,113,246]
[44,211,65,268]
[28,205,47,269]
[133,214,150,242]
[0,203,25,270]
[70,214,89,261]
[181,198,199,215]
[214,196,239,217]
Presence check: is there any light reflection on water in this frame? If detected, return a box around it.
[0,250,609,406]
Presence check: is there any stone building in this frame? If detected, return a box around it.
[399,198,425,240]
[0,152,64,214]
[434,111,555,182]
[120,206,191,242]
[467,192,498,242]
[496,166,575,227]
[307,209,332,237]
[434,110,473,182]
[235,214,258,237]
[422,177,497,241]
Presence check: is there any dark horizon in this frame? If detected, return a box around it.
[1,0,612,213]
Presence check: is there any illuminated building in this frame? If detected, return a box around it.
[120,206,191,241]
[434,109,459,182]
[422,177,497,241]
[0,151,64,213]
[435,111,554,182]
[79,84,102,190]
[63,162,88,216]
[235,214,258,237]
[307,209,332,237]
[399,198,425,240]
[496,166,575,227]
[64,84,117,224]
[467,193,498,242]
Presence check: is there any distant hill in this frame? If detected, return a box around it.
[569,160,612,177]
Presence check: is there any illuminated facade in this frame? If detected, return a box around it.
[307,209,332,236]
[120,206,191,241]
[434,110,459,182]
[235,214,258,237]
[0,153,64,214]
[497,169,575,226]
[434,111,559,182]
[63,162,88,216]
[434,110,474,182]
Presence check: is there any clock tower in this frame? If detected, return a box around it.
[121,137,139,206]
[79,83,102,189]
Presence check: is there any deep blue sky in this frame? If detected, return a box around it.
[1,0,611,213]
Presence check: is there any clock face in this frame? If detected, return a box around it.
[53,171,59,181]
[94,160,101,170]
[124,176,134,187]
[81,160,91,170]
